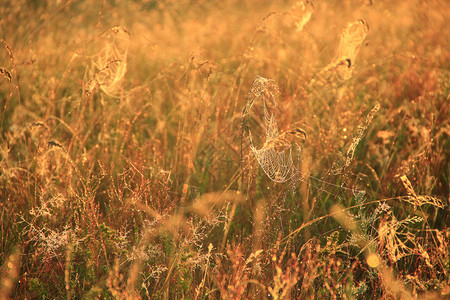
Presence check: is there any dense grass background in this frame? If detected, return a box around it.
[1,0,449,298]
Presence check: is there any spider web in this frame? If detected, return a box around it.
[249,99,301,183]
[93,26,130,97]
[243,76,301,184]
[312,19,369,86]
[243,76,368,200]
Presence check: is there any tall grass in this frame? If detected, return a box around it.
[1,0,449,298]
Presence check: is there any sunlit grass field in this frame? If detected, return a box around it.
[1,0,449,298]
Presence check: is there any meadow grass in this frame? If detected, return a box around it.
[0,0,449,299]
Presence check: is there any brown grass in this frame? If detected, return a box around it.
[0,0,449,298]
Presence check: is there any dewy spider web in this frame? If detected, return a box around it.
[244,76,301,184]
[312,19,369,86]
[249,100,301,183]
[93,26,130,97]
[243,76,367,199]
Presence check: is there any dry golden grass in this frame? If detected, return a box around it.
[0,0,449,298]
